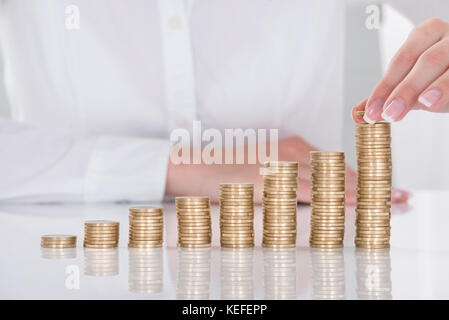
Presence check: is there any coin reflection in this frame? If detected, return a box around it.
[220,248,254,300]
[128,248,163,294]
[177,248,211,299]
[310,248,346,300]
[40,248,77,259]
[84,248,119,276]
[263,248,296,300]
[356,249,392,300]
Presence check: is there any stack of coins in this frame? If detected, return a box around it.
[355,123,392,249]
[176,197,212,248]
[311,248,346,300]
[128,206,164,248]
[262,161,298,248]
[40,235,77,248]
[129,248,163,294]
[83,220,119,248]
[309,152,346,249]
[84,248,119,276]
[220,183,254,248]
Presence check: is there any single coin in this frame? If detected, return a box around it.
[85,220,119,226]
[83,243,118,248]
[129,206,163,212]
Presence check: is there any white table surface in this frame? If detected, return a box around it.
[1,190,448,300]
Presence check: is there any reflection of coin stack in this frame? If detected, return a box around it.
[220,183,254,248]
[176,197,211,248]
[177,248,211,299]
[310,248,346,300]
[83,220,119,248]
[356,249,392,300]
[84,248,119,276]
[41,235,77,248]
[128,206,163,248]
[40,248,77,259]
[128,248,163,294]
[310,152,346,249]
[355,123,392,249]
[220,248,254,300]
[263,248,297,299]
[263,162,298,248]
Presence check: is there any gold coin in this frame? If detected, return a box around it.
[83,243,118,248]
[262,243,296,249]
[41,244,76,248]
[129,206,163,212]
[129,243,162,248]
[310,244,343,249]
[41,234,76,240]
[85,220,119,226]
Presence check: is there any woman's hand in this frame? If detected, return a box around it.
[165,136,408,204]
[353,18,449,123]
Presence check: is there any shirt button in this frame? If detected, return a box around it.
[168,16,182,30]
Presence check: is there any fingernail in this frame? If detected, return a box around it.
[382,98,407,122]
[363,99,384,124]
[418,88,442,108]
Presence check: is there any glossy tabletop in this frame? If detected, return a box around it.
[1,190,448,299]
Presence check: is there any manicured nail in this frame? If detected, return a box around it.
[363,99,384,124]
[418,88,442,108]
[382,98,407,122]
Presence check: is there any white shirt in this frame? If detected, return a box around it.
[0,0,444,202]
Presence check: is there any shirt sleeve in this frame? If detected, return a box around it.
[0,118,171,203]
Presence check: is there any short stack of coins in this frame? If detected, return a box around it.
[176,197,212,248]
[262,161,298,248]
[355,123,392,249]
[309,152,346,249]
[220,183,254,248]
[128,206,164,248]
[83,220,119,248]
[40,235,77,248]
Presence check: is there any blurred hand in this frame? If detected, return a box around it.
[353,18,449,123]
[165,136,408,204]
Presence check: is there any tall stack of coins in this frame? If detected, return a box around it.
[220,183,254,248]
[309,152,346,249]
[40,235,77,248]
[128,206,163,248]
[176,197,212,248]
[262,161,298,248]
[355,123,392,249]
[83,220,119,248]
